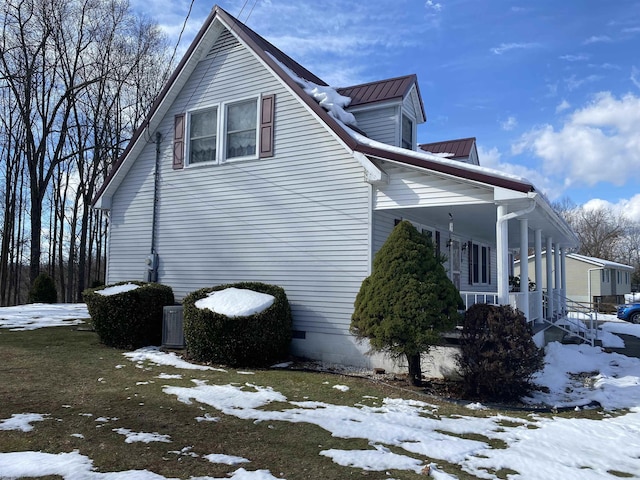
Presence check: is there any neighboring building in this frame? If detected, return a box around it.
[93,6,578,374]
[515,252,633,306]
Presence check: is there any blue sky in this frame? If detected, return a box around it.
[134,0,640,221]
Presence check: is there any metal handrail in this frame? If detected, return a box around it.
[542,291,597,346]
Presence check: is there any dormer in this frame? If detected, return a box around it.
[418,137,480,166]
[337,74,426,150]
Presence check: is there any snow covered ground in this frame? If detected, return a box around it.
[1,304,640,479]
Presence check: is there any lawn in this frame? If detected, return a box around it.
[1,305,640,479]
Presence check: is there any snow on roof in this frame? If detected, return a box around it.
[195,287,275,317]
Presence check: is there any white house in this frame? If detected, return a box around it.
[515,252,633,308]
[93,6,578,373]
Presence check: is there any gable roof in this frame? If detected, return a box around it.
[336,75,425,122]
[568,253,634,271]
[93,5,539,208]
[419,137,476,159]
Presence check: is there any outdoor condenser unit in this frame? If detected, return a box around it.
[162,305,185,349]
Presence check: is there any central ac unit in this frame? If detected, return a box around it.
[162,305,184,349]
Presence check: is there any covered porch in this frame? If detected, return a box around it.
[371,159,579,325]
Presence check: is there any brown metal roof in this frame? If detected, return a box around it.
[93,7,534,207]
[337,75,418,107]
[419,137,475,159]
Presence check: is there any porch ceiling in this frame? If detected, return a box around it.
[387,202,575,249]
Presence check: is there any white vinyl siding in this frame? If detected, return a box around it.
[351,106,398,146]
[375,164,494,209]
[106,27,370,340]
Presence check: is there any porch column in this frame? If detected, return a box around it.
[554,245,561,318]
[560,247,567,315]
[519,218,529,320]
[534,229,543,323]
[546,236,554,321]
[496,204,510,305]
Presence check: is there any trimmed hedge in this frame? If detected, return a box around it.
[457,303,544,401]
[82,281,174,349]
[183,282,292,367]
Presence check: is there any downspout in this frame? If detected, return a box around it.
[496,199,536,305]
[146,132,161,282]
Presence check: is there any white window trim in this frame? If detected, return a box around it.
[400,112,416,150]
[185,95,260,167]
[221,96,260,163]
[186,105,220,167]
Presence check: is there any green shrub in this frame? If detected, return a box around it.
[183,282,292,367]
[82,281,174,349]
[351,220,462,386]
[457,303,544,401]
[28,273,58,303]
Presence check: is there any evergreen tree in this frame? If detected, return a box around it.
[28,273,58,303]
[351,220,462,385]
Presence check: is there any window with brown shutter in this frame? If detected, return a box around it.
[259,94,275,158]
[173,113,185,170]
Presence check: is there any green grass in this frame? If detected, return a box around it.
[0,326,611,480]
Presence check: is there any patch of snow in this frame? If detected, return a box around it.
[332,385,350,392]
[0,413,48,432]
[71,433,85,439]
[270,361,293,368]
[96,283,139,296]
[320,444,424,473]
[195,413,220,423]
[112,428,171,444]
[0,303,87,330]
[157,373,183,379]
[625,292,640,303]
[237,371,255,375]
[124,346,225,371]
[464,402,488,411]
[601,321,640,339]
[204,453,250,465]
[195,288,275,318]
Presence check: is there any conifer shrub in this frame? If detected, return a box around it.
[28,273,58,303]
[183,282,292,367]
[457,303,544,401]
[82,281,174,349]
[351,220,463,386]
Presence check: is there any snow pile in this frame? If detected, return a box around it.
[625,292,640,303]
[195,287,275,318]
[0,303,87,330]
[96,283,139,296]
[205,453,250,465]
[526,341,640,409]
[269,55,357,126]
[320,444,424,473]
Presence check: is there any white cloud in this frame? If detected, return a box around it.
[555,99,570,113]
[632,66,640,89]
[564,74,602,91]
[477,145,562,199]
[582,35,612,45]
[559,54,589,62]
[490,42,540,55]
[500,116,518,131]
[514,92,640,188]
[425,0,442,12]
[582,195,640,223]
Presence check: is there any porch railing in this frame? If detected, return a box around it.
[459,290,542,323]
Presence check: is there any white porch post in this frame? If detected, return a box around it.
[519,218,529,320]
[546,236,554,321]
[560,247,567,315]
[496,204,510,305]
[554,245,561,318]
[534,229,543,323]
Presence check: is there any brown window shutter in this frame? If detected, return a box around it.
[259,94,275,158]
[173,113,185,169]
[468,241,473,285]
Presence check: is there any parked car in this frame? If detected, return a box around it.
[617,303,640,323]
